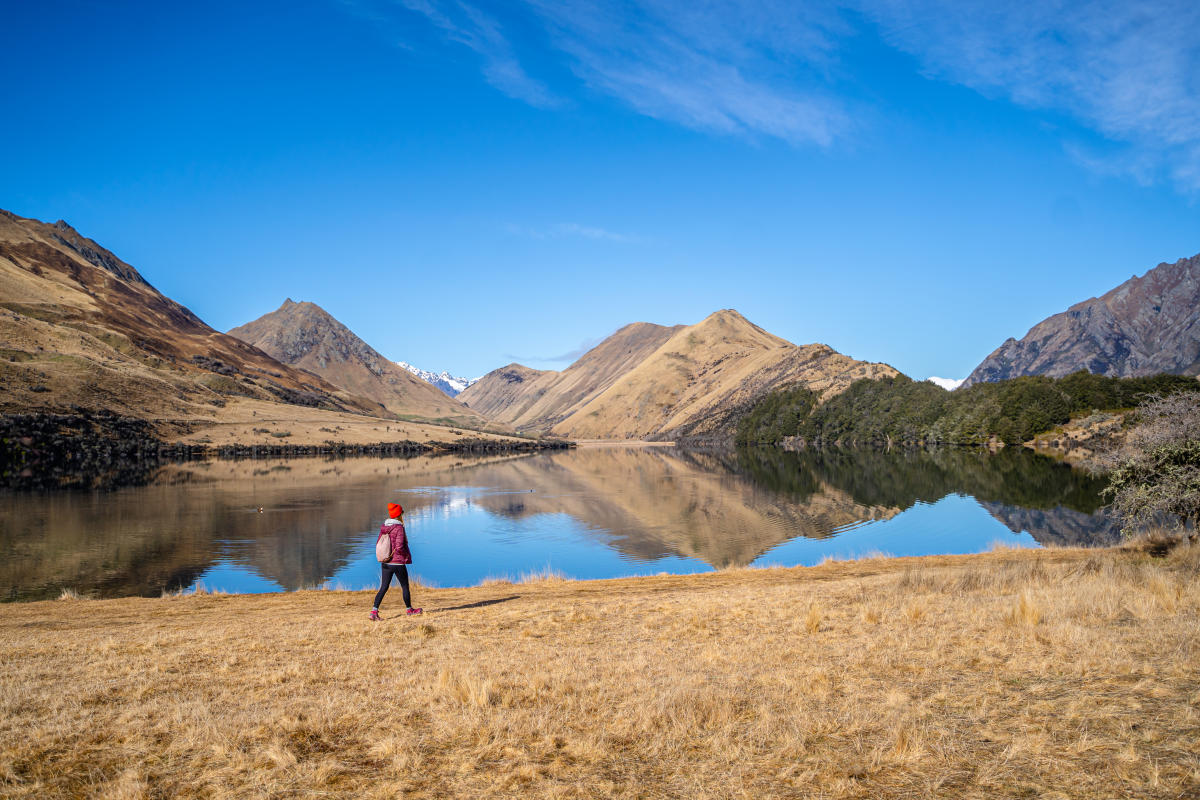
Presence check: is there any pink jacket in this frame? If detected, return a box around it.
[378,519,412,565]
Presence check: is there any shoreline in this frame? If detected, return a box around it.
[39,544,1062,604]
[571,439,677,447]
[0,409,571,490]
[8,542,1093,604]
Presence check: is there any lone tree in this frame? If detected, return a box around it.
[1102,391,1200,536]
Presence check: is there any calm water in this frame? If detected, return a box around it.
[0,445,1119,601]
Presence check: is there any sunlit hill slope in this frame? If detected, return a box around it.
[462,310,897,440]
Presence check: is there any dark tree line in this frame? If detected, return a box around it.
[735,371,1199,447]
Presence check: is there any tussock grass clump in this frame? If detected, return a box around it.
[2,546,1199,798]
[1007,592,1044,626]
[804,603,822,633]
[517,565,568,584]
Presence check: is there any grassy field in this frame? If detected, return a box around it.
[1,543,1198,799]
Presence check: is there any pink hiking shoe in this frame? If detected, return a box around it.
[369,609,379,621]
[406,607,423,616]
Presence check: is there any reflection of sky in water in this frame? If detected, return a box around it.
[192,561,286,595]
[754,494,1037,567]
[338,485,711,589]
[191,488,1035,595]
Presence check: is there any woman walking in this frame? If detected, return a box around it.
[370,502,422,620]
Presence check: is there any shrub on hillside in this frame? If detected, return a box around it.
[1101,392,1200,535]
[734,385,818,445]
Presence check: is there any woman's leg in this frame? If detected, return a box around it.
[397,565,412,609]
[373,564,394,609]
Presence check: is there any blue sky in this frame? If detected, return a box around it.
[2,0,1197,381]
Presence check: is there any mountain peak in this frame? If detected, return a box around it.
[964,251,1200,386]
[696,308,753,329]
[394,361,480,397]
[463,309,895,440]
[228,303,496,427]
[31,215,151,287]
[0,209,375,419]
[229,300,366,366]
[685,308,789,349]
[275,298,324,315]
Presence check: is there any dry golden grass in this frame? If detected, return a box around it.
[2,545,1199,798]
[167,397,529,448]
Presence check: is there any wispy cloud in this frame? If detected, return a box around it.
[554,222,640,242]
[350,0,851,146]
[859,0,1200,190]
[346,0,1200,191]
[505,336,604,364]
[525,0,850,146]
[503,222,642,243]
[351,0,560,108]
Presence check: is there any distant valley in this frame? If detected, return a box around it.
[394,361,480,397]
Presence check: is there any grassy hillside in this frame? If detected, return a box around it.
[228,300,502,431]
[554,310,896,440]
[0,210,379,422]
[457,363,560,422]
[460,310,896,441]
[2,544,1197,798]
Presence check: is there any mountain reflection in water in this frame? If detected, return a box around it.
[0,445,1118,601]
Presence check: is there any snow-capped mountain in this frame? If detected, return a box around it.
[395,361,481,397]
[927,376,964,391]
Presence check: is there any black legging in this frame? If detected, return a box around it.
[373,563,411,609]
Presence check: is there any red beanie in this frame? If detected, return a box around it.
[387,502,403,518]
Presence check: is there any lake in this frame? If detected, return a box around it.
[0,444,1120,601]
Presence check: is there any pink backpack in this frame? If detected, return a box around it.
[375,530,392,562]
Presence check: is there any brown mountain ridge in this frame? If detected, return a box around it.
[228,300,503,431]
[461,309,898,441]
[458,321,682,429]
[0,209,380,423]
[964,251,1200,387]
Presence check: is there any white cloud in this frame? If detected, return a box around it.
[525,0,850,146]
[926,376,964,391]
[503,222,641,243]
[505,336,604,363]
[859,0,1200,190]
[347,0,1200,190]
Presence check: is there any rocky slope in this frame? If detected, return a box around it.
[228,300,501,430]
[0,209,377,423]
[463,310,897,440]
[964,252,1200,387]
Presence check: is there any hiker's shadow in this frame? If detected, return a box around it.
[431,595,520,613]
